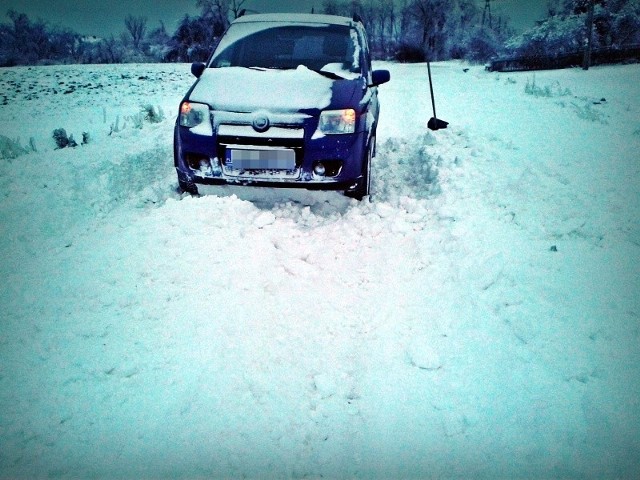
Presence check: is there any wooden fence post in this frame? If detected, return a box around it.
[583,0,595,70]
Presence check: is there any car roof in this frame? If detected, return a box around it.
[232,13,356,28]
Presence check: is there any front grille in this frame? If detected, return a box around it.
[217,124,305,168]
[217,135,303,149]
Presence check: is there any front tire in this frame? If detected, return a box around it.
[346,140,373,201]
[174,128,199,195]
[178,177,199,195]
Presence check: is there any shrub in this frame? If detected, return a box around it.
[141,104,164,123]
[395,43,426,63]
[505,15,585,59]
[52,128,78,149]
[524,76,572,97]
[0,135,28,159]
[465,26,503,62]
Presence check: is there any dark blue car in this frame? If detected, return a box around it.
[174,13,390,200]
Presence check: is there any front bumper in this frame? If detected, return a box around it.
[174,118,367,191]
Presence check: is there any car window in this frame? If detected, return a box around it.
[210,23,361,75]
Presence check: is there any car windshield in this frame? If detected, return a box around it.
[209,22,361,75]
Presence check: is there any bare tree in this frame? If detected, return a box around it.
[322,0,344,15]
[229,0,248,19]
[197,0,247,21]
[376,0,397,57]
[125,15,147,51]
[5,10,51,63]
[406,0,449,59]
[197,0,224,18]
[582,0,595,69]
[99,35,124,63]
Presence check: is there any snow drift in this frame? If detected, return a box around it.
[0,61,639,479]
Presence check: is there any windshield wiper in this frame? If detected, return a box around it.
[246,66,294,71]
[309,69,346,80]
[238,66,345,79]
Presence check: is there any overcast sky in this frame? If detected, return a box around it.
[0,0,548,37]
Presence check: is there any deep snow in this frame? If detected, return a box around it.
[1,61,639,479]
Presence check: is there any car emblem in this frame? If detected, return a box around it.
[252,113,270,132]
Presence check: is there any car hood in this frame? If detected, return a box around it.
[187,66,361,113]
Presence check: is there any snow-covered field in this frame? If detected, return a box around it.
[1,60,639,479]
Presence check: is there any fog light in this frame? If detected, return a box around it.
[314,163,326,176]
[199,159,211,171]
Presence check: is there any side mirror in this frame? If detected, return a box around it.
[370,69,390,87]
[191,62,206,78]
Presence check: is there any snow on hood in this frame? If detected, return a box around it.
[188,65,349,113]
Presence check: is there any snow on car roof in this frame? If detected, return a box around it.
[232,13,355,27]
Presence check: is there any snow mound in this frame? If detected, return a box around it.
[1,61,639,479]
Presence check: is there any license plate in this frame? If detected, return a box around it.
[226,148,295,170]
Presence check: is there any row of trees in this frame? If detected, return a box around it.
[0,10,169,65]
[169,0,513,62]
[0,0,509,66]
[322,0,511,61]
[505,0,640,59]
[1,0,639,67]
[0,10,81,65]
[0,0,247,66]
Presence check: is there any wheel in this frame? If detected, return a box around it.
[178,179,198,195]
[177,174,198,195]
[174,127,199,195]
[346,140,373,201]
[176,170,199,195]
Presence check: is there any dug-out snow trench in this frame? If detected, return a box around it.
[178,132,445,217]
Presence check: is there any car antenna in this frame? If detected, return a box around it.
[426,59,449,131]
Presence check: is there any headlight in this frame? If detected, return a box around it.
[179,101,212,135]
[319,109,356,134]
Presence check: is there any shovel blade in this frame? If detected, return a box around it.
[428,117,449,131]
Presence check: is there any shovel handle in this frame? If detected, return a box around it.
[427,60,437,120]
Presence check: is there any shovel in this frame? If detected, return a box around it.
[427,60,449,131]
